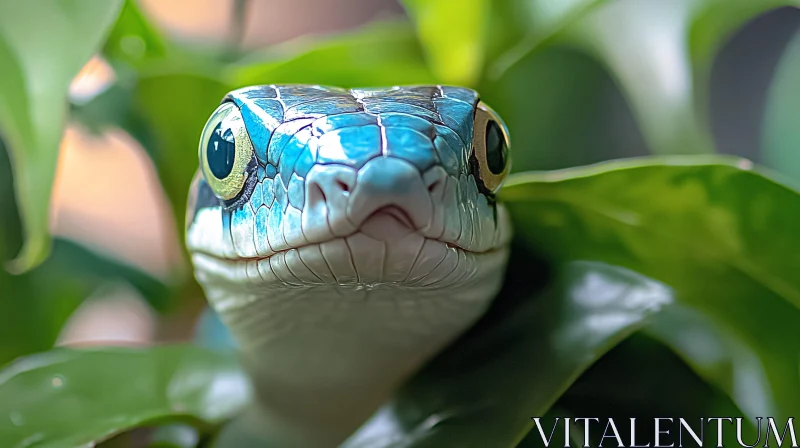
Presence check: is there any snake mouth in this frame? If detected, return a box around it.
[188,194,512,289]
[368,206,415,228]
[358,206,417,241]
[194,234,494,264]
[191,231,506,290]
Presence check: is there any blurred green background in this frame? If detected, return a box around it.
[0,0,799,446]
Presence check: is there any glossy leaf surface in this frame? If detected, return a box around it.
[0,346,250,447]
[501,156,800,419]
[344,260,672,447]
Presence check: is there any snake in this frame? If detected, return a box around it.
[186,85,513,447]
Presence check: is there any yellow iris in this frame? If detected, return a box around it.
[199,102,255,201]
[471,101,511,194]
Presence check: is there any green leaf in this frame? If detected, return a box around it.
[500,155,800,419]
[480,46,648,173]
[344,260,671,447]
[400,0,488,86]
[481,0,527,61]
[489,0,610,77]
[0,346,250,447]
[47,237,172,312]
[0,0,124,272]
[230,21,436,88]
[687,2,799,88]
[495,1,799,156]
[763,30,800,183]
[565,1,800,155]
[645,305,781,421]
[540,334,754,447]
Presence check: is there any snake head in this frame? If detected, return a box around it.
[185,85,515,444]
[187,85,512,290]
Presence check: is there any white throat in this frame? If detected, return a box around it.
[193,237,509,446]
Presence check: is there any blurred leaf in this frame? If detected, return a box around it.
[225,0,250,59]
[132,74,231,234]
[103,0,230,78]
[400,0,487,86]
[480,46,648,174]
[0,142,170,365]
[482,0,528,59]
[71,84,135,135]
[2,236,166,356]
[553,1,799,155]
[688,2,800,87]
[48,238,172,312]
[148,424,200,448]
[97,422,200,448]
[489,0,610,77]
[493,1,798,156]
[501,155,800,419]
[481,4,800,172]
[0,0,124,272]
[0,253,86,368]
[0,138,23,260]
[231,21,436,88]
[0,237,172,366]
[344,260,671,447]
[0,346,250,447]
[763,30,800,183]
[103,0,167,68]
[69,83,159,163]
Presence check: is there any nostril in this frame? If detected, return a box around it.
[427,180,441,193]
[337,180,350,193]
[307,182,327,206]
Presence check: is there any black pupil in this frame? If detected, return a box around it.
[207,122,236,179]
[485,120,507,175]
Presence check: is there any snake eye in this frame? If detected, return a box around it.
[471,101,510,194]
[199,102,254,201]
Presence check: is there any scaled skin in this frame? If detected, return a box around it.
[187,85,512,447]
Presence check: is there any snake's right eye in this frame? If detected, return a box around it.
[471,101,510,195]
[199,102,254,201]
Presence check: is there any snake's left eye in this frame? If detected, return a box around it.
[199,102,254,201]
[471,101,510,194]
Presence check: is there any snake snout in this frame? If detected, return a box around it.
[301,157,436,241]
[347,157,433,233]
